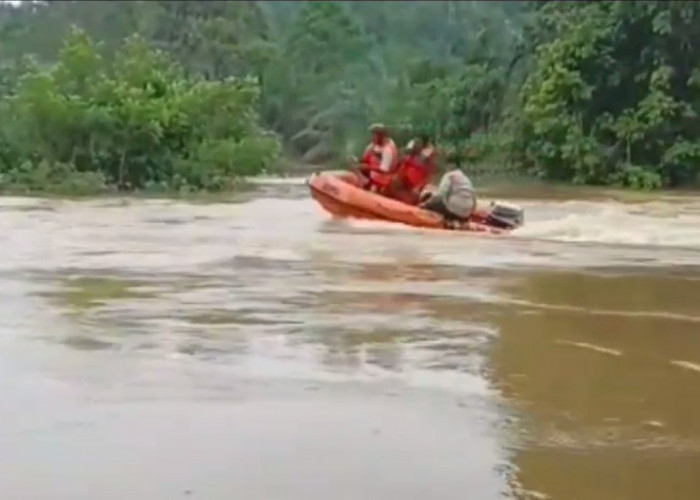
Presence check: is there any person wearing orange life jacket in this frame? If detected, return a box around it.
[392,134,437,204]
[357,123,399,192]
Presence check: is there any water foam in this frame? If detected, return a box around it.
[514,201,700,249]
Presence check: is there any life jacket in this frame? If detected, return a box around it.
[400,145,436,191]
[361,138,399,173]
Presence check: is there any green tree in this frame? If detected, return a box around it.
[515,1,700,188]
[1,0,531,173]
[0,27,280,194]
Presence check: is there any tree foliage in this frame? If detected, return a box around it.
[0,23,279,193]
[515,1,700,188]
[1,1,700,192]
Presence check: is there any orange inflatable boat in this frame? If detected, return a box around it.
[307,170,524,234]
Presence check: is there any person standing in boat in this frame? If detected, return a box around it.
[418,156,476,228]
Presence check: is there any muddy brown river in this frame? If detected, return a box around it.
[1,178,700,500]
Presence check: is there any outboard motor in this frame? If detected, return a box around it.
[486,201,524,230]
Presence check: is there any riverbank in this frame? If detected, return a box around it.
[0,175,257,203]
[4,171,697,208]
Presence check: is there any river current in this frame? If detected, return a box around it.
[1,178,699,500]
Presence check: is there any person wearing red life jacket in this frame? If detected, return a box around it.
[403,134,437,200]
[389,134,437,205]
[356,123,399,193]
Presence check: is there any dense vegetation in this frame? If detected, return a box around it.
[1,0,699,193]
[517,2,700,189]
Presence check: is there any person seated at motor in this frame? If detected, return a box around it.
[390,134,437,205]
[352,123,399,192]
[419,161,476,228]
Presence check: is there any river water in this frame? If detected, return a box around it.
[1,178,700,500]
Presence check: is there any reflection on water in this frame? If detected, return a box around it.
[2,182,700,499]
[491,270,700,500]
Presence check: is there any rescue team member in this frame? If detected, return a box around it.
[356,123,399,192]
[419,164,476,229]
[390,134,437,204]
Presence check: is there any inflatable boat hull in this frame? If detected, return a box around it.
[307,170,523,234]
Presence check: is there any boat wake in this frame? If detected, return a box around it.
[513,200,700,250]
